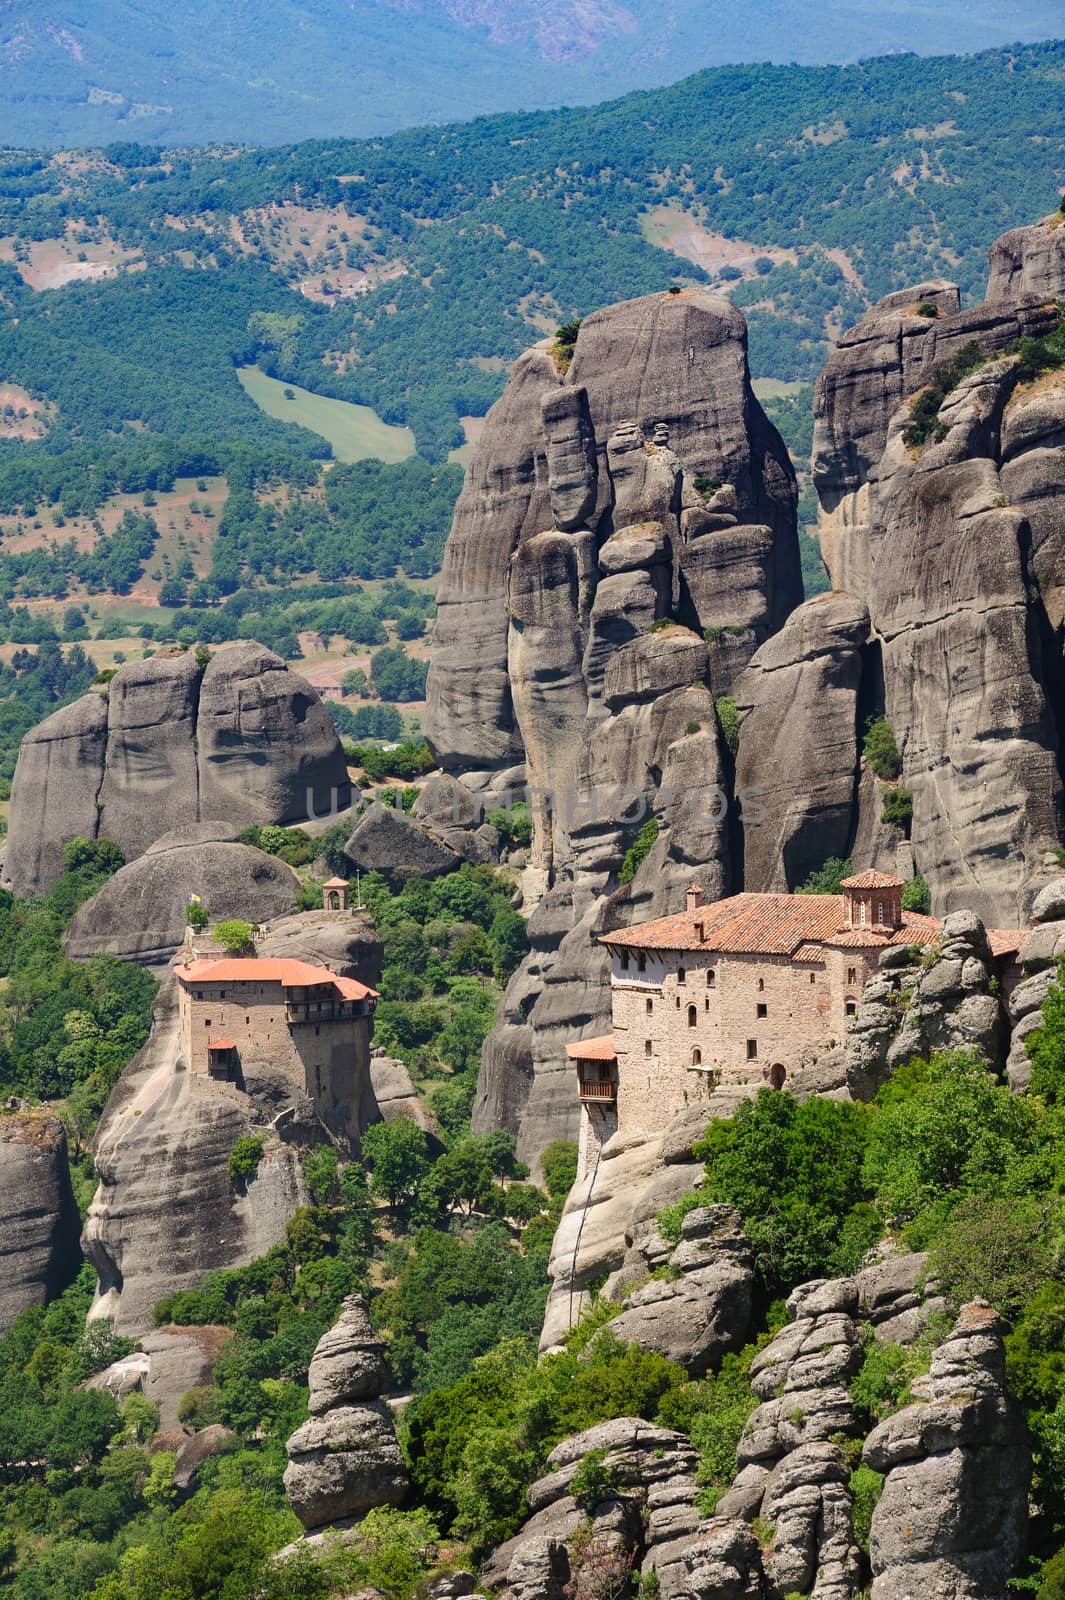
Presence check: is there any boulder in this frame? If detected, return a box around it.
[284,1402,409,1530]
[284,1296,408,1530]
[368,1055,443,1143]
[0,1108,81,1331]
[344,803,461,888]
[307,1294,388,1415]
[64,834,300,964]
[609,1206,755,1375]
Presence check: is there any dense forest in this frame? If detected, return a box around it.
[0,41,1063,467]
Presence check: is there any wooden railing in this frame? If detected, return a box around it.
[578,1077,616,1102]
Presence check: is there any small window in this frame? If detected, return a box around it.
[706,969,716,987]
[677,966,686,986]
[757,977,765,993]
[220,990,226,1000]
[810,972,816,984]
[620,949,630,970]
[245,1015,250,1024]
[315,1025,321,1035]
[756,1002,767,1019]
[876,902,883,924]
[705,996,710,1011]
[195,990,203,1000]
[847,967,857,984]
[859,900,867,926]
[845,998,857,1017]
[637,952,647,973]
[746,1039,757,1060]
[687,1004,697,1028]
[691,1048,702,1066]
[644,1039,653,1058]
[204,1018,211,1027]
[645,998,653,1015]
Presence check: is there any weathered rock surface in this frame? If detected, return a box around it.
[369,1053,443,1144]
[864,1302,1029,1600]
[540,1099,746,1349]
[0,1108,81,1331]
[424,290,798,1166]
[344,801,462,888]
[843,910,1008,1098]
[734,591,868,891]
[6,645,350,898]
[83,964,372,1335]
[284,1295,408,1530]
[609,1205,755,1375]
[63,830,300,964]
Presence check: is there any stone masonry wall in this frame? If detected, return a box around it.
[610,943,880,1133]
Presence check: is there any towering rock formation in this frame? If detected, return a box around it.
[0,1108,81,1331]
[426,289,801,1164]
[6,643,350,899]
[284,1294,408,1530]
[811,213,1065,924]
[426,220,1065,1168]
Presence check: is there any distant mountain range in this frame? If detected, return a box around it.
[2,0,1065,146]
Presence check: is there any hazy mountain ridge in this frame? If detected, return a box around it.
[2,0,1065,145]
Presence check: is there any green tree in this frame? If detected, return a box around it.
[863,717,901,779]
[213,919,256,955]
[362,1117,432,1211]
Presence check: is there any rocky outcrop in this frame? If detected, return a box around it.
[811,221,1065,925]
[284,1295,408,1529]
[63,827,300,964]
[608,1205,755,1376]
[1006,877,1065,1092]
[842,910,1009,1098]
[0,1108,81,1331]
[864,1302,1029,1600]
[344,801,463,888]
[540,1099,746,1350]
[87,1322,233,1432]
[369,1053,443,1144]
[481,1417,707,1599]
[6,644,350,899]
[428,291,798,1167]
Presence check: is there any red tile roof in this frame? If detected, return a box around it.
[323,877,349,889]
[840,870,903,890]
[176,957,377,1001]
[988,928,1027,958]
[207,1038,236,1050]
[566,1034,617,1061]
[601,892,940,957]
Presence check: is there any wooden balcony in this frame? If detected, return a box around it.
[578,1074,616,1103]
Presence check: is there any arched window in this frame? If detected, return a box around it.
[757,977,765,993]
[876,901,884,925]
[691,1047,702,1066]
[677,966,686,986]
[637,951,646,973]
[769,1063,786,1090]
[687,1004,697,1028]
[859,900,867,926]
[706,968,716,987]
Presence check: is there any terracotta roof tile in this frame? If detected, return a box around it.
[323,877,349,889]
[177,958,377,1002]
[207,1038,236,1050]
[602,893,940,959]
[840,870,903,889]
[565,1035,617,1061]
[988,928,1027,958]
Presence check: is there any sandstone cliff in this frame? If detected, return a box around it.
[6,643,350,899]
